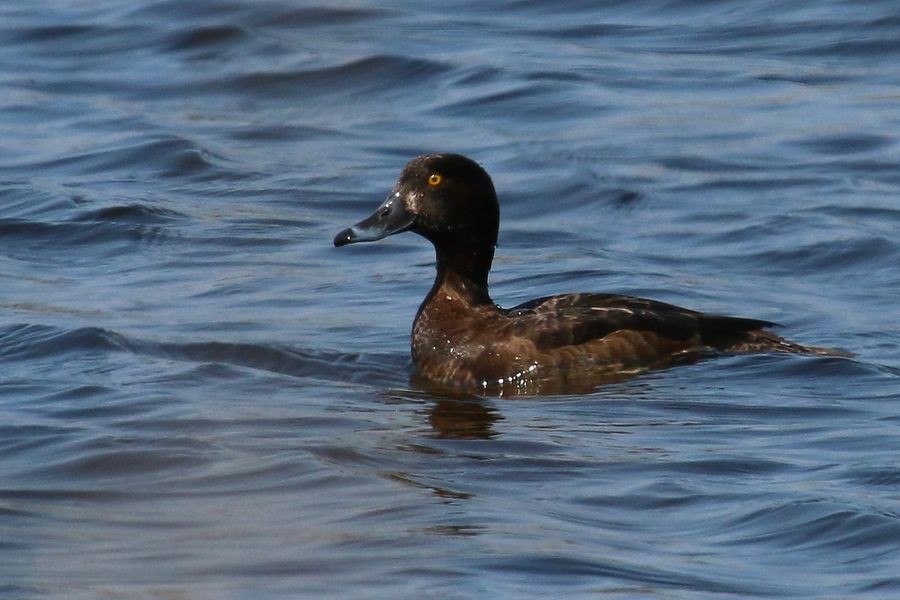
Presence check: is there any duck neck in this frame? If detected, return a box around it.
[430,240,495,306]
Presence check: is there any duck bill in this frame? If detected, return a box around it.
[333,195,414,247]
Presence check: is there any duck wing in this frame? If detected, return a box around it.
[504,293,776,351]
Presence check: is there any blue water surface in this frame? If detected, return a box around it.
[1,1,899,598]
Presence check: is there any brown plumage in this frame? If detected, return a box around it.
[334,153,843,394]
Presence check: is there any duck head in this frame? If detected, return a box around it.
[334,153,499,249]
[334,153,500,289]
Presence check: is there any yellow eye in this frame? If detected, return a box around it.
[427,173,443,187]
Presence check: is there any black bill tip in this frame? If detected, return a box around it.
[333,228,355,247]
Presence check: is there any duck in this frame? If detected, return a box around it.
[334,153,839,394]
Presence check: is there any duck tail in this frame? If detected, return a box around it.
[729,329,852,357]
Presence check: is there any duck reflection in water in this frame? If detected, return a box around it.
[427,396,500,440]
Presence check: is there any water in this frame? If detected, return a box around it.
[1,1,899,597]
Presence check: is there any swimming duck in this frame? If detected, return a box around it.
[334,153,835,393]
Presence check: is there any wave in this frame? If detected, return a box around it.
[220,55,452,98]
[724,499,900,554]
[0,216,175,252]
[0,323,405,388]
[72,204,187,224]
[0,135,230,180]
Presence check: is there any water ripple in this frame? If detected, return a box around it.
[0,217,175,254]
[724,501,900,554]
[221,55,452,98]
[164,25,249,53]
[0,135,230,179]
[0,323,404,388]
[72,204,188,224]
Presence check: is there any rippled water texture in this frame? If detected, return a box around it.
[1,1,899,598]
